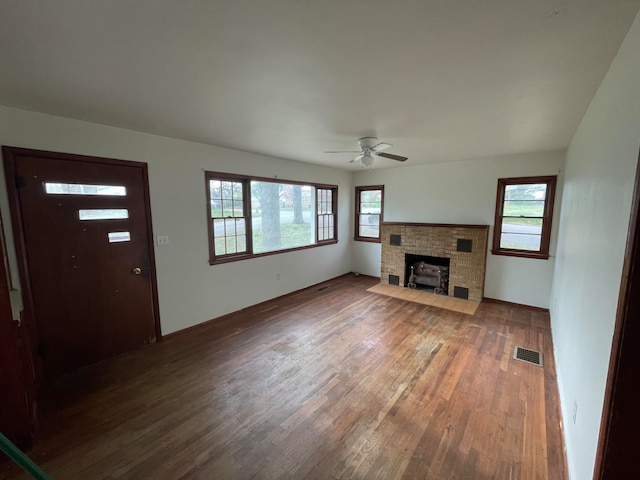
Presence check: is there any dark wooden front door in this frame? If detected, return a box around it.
[4,148,160,379]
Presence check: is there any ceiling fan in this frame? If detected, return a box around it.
[325,137,408,167]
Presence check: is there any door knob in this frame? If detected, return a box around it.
[132,267,142,275]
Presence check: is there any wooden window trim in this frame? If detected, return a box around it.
[205,171,338,265]
[315,187,338,244]
[491,175,557,260]
[206,175,252,263]
[354,185,384,243]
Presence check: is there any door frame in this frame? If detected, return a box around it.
[0,206,33,450]
[593,147,640,479]
[2,146,162,382]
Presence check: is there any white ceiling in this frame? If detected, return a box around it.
[0,1,638,170]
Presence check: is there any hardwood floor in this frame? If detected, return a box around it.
[1,275,567,479]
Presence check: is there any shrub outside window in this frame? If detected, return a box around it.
[355,186,384,242]
[206,172,338,264]
[492,176,557,259]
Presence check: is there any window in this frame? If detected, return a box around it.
[108,231,131,243]
[206,172,338,264]
[45,183,126,196]
[78,209,129,220]
[354,186,384,242]
[492,176,557,259]
[209,177,248,257]
[317,188,335,242]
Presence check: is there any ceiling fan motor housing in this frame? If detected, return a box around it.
[358,137,379,149]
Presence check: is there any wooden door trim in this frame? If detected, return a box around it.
[139,156,162,342]
[0,206,33,450]
[3,147,42,379]
[2,146,162,381]
[593,147,640,479]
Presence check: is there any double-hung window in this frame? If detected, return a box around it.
[316,188,336,242]
[208,177,248,258]
[492,176,557,259]
[206,172,338,264]
[354,186,384,242]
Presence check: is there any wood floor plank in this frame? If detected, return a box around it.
[0,275,567,479]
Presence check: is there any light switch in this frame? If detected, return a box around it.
[157,235,170,246]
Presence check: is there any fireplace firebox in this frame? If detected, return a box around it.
[404,254,450,295]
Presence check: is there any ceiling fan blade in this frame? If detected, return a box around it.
[349,153,365,163]
[371,142,392,152]
[376,152,408,162]
[325,150,362,154]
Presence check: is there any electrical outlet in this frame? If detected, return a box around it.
[156,235,170,246]
[573,398,578,424]
[276,272,281,280]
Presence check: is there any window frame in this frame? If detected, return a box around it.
[316,187,337,243]
[354,185,384,243]
[206,173,252,263]
[205,171,338,265]
[491,175,557,260]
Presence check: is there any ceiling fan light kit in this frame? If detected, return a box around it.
[325,136,408,167]
[361,154,375,168]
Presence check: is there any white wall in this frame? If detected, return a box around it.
[550,11,640,480]
[352,151,565,308]
[0,106,352,334]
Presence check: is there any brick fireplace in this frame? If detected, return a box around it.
[380,222,489,302]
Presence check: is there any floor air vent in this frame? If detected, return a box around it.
[513,346,543,367]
